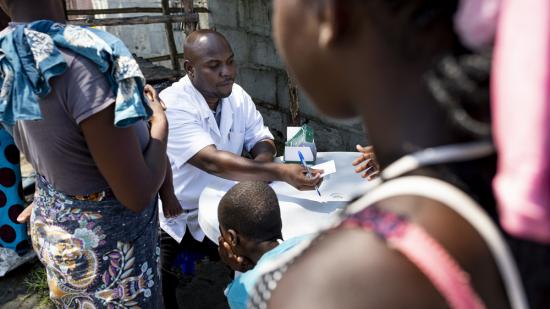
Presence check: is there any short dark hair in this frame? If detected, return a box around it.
[218,181,282,242]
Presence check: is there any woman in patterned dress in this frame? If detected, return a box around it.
[0,0,169,307]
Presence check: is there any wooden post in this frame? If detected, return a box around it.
[162,0,181,72]
[62,0,68,19]
[182,0,197,35]
[287,72,301,126]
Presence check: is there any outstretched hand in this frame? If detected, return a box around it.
[280,164,323,191]
[352,145,380,180]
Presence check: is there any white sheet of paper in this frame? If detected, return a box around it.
[312,160,336,178]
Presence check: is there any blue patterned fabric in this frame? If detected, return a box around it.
[0,20,151,127]
[0,127,29,255]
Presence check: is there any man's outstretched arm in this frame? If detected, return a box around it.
[188,145,321,191]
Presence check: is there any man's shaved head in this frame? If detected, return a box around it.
[184,29,231,62]
[183,30,236,102]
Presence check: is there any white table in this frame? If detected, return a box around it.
[198,152,366,242]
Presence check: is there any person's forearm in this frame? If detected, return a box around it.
[143,118,168,197]
[198,150,283,182]
[159,158,176,201]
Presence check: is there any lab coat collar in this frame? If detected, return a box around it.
[183,75,234,139]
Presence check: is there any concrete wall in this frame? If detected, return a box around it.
[206,0,367,151]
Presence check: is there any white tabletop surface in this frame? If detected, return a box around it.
[198,152,366,242]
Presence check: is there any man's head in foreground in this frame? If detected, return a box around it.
[183,29,236,101]
[218,181,282,272]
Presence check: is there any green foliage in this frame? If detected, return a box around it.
[24,265,51,308]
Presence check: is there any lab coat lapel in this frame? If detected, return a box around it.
[219,98,234,143]
[206,112,221,139]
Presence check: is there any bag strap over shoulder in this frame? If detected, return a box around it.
[345,176,528,309]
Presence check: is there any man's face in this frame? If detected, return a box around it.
[188,42,236,100]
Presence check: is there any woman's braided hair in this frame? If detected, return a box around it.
[426,51,492,138]
[378,0,493,138]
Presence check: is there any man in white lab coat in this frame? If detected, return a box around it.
[157,30,322,308]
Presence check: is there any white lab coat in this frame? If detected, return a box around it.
[158,76,274,242]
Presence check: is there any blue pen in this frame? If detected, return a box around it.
[298,151,321,197]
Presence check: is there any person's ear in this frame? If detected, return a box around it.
[227,229,238,247]
[317,0,355,48]
[183,60,194,79]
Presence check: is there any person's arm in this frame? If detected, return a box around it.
[251,139,276,163]
[189,145,321,191]
[81,85,167,213]
[158,158,184,218]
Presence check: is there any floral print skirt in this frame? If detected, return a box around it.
[30,175,162,309]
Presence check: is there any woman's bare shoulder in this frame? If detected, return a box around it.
[268,196,510,309]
